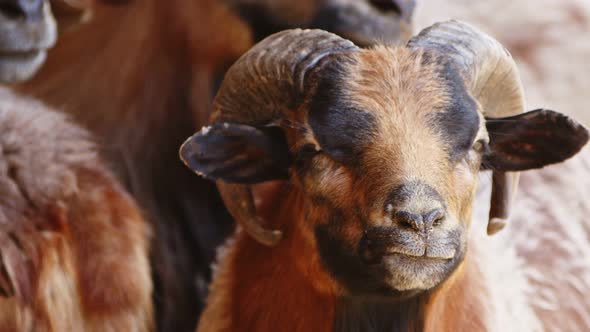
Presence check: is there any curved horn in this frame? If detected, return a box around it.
[407,20,524,235]
[208,29,359,246]
[212,29,358,124]
[217,182,282,247]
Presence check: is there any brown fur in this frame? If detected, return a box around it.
[0,88,153,331]
[199,182,338,332]
[349,47,474,214]
[230,185,338,331]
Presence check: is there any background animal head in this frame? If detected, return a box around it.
[230,0,415,46]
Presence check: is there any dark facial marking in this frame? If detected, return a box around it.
[312,199,391,296]
[427,57,479,162]
[315,208,408,297]
[308,59,376,167]
[315,200,434,298]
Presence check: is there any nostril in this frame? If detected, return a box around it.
[425,209,445,228]
[0,0,43,20]
[369,0,402,14]
[432,217,443,227]
[393,209,445,232]
[0,2,24,19]
[394,211,423,231]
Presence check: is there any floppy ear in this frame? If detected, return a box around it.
[179,123,291,184]
[483,109,589,171]
[482,109,588,235]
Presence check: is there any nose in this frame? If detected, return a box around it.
[0,0,44,21]
[394,208,445,233]
[369,0,415,18]
[369,0,401,13]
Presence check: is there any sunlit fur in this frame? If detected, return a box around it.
[0,88,153,331]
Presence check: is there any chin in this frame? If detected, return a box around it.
[317,235,466,299]
[379,251,465,292]
[0,50,47,82]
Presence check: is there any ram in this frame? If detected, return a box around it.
[16,0,415,330]
[180,21,589,331]
[0,88,153,331]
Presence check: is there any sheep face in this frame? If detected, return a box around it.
[0,0,56,83]
[181,27,589,299]
[291,47,480,295]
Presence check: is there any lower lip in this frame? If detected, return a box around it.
[383,251,454,261]
[377,254,452,271]
[0,49,47,81]
[0,49,45,61]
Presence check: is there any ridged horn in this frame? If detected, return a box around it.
[407,20,524,235]
[209,29,359,246]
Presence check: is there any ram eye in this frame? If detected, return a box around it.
[471,139,489,153]
[296,144,321,160]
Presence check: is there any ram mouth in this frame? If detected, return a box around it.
[0,49,46,58]
[0,49,47,68]
[383,246,456,260]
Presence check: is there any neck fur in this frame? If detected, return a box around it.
[333,295,428,332]
[204,183,490,332]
